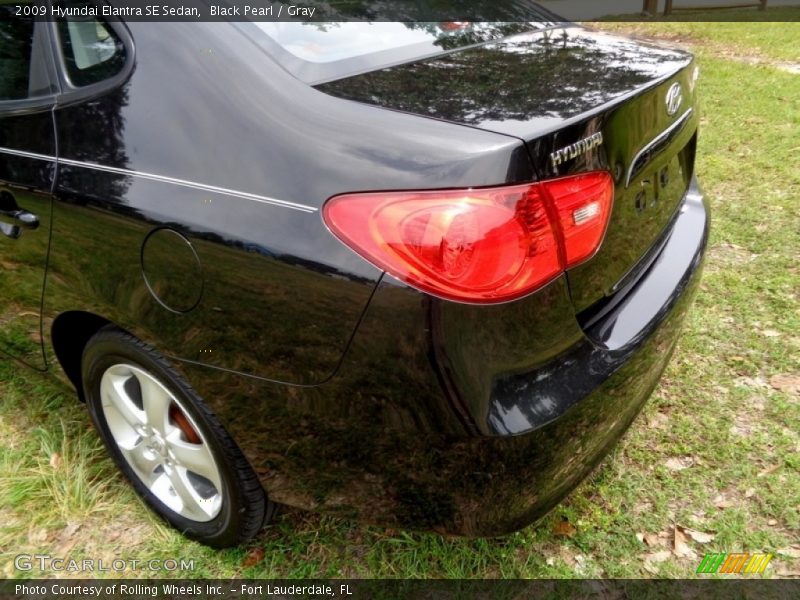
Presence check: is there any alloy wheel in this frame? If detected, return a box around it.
[99,363,223,522]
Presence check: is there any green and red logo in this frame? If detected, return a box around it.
[697,553,773,575]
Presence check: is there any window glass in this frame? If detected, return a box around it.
[0,12,36,100]
[58,4,126,87]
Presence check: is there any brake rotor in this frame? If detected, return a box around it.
[169,403,201,444]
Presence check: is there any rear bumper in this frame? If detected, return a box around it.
[489,179,709,436]
[442,182,708,534]
[187,181,708,535]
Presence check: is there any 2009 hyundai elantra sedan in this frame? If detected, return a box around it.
[0,3,708,547]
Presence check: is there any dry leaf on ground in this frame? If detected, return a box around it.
[30,528,49,543]
[680,525,714,544]
[646,412,670,429]
[713,492,734,508]
[640,532,663,548]
[758,464,781,478]
[553,520,577,538]
[644,551,671,562]
[242,547,265,568]
[643,550,672,574]
[770,374,800,396]
[672,526,698,560]
[777,546,800,559]
[56,522,82,555]
[62,521,81,538]
[49,452,62,469]
[665,457,693,471]
[559,547,578,567]
[735,376,770,389]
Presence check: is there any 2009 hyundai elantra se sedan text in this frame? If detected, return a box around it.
[0,3,708,547]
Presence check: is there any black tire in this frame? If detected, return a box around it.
[81,325,275,547]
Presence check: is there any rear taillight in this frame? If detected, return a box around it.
[545,172,614,267]
[323,171,613,303]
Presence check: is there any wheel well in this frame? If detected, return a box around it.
[51,311,112,401]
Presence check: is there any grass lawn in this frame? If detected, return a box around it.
[1,16,799,579]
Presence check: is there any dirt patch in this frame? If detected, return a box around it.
[713,52,800,74]
[705,242,759,273]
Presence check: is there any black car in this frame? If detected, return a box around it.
[0,5,708,547]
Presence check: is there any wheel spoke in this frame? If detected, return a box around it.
[102,371,145,430]
[150,472,182,514]
[168,434,222,492]
[167,467,209,520]
[137,373,170,434]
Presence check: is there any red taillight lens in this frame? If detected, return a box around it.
[543,172,614,267]
[323,171,613,304]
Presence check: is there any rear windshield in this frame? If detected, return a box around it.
[242,19,561,84]
[258,22,543,64]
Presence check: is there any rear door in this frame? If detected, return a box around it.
[0,14,58,368]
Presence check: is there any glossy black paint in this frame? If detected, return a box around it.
[0,15,709,535]
[49,21,535,386]
[317,26,692,136]
[183,183,707,531]
[0,107,55,370]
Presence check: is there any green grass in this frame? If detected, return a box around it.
[1,17,799,579]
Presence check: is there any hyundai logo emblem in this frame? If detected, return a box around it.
[665,82,683,117]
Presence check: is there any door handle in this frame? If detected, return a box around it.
[0,209,39,239]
